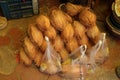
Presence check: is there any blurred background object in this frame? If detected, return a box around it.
[0,16,7,30]
[106,0,120,38]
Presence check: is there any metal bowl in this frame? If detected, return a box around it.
[109,13,120,29]
[106,15,120,37]
[112,11,120,24]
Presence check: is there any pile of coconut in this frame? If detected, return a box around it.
[19,2,107,75]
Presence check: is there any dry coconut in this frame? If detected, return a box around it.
[65,37,79,53]
[59,48,69,61]
[77,35,92,48]
[24,37,37,60]
[73,21,86,40]
[52,35,64,52]
[36,15,50,31]
[40,39,47,53]
[44,25,57,40]
[19,48,32,66]
[28,24,43,47]
[65,2,83,16]
[61,22,74,42]
[86,24,100,44]
[49,8,69,31]
[79,9,96,28]
[34,51,43,67]
[63,12,73,23]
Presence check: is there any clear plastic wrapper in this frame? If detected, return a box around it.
[60,45,89,80]
[40,36,62,75]
[60,63,81,78]
[72,45,88,65]
[99,33,109,63]
[72,45,89,80]
[86,33,109,73]
[87,40,102,72]
[88,33,109,65]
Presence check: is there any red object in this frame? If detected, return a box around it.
[15,52,20,63]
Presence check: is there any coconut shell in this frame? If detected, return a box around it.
[59,48,69,61]
[19,48,32,66]
[28,24,43,47]
[65,2,83,16]
[63,12,73,23]
[73,21,86,40]
[86,25,100,44]
[36,15,50,31]
[44,26,57,40]
[52,35,64,52]
[34,51,43,67]
[24,37,37,60]
[79,9,96,28]
[61,22,74,42]
[65,37,79,53]
[49,8,68,31]
[77,35,92,48]
[40,39,47,53]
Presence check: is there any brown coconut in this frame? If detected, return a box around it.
[44,25,57,41]
[19,48,32,66]
[49,8,68,31]
[59,48,69,61]
[73,21,86,40]
[65,37,79,53]
[65,2,83,16]
[36,15,50,31]
[40,39,47,53]
[77,35,92,48]
[34,51,43,67]
[24,37,37,60]
[86,24,100,44]
[52,35,64,52]
[63,12,73,23]
[28,24,43,47]
[79,9,96,28]
[61,22,74,42]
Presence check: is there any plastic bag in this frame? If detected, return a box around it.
[72,45,88,65]
[60,62,81,78]
[87,40,102,72]
[72,45,89,80]
[60,45,88,80]
[99,33,109,63]
[40,36,62,75]
[88,33,109,66]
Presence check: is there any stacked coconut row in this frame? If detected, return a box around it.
[19,2,100,67]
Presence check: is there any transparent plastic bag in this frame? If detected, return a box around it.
[40,36,62,75]
[72,45,88,65]
[72,45,89,80]
[67,45,88,62]
[87,40,102,72]
[88,33,109,66]
[60,45,89,80]
[60,62,81,78]
[98,33,109,63]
